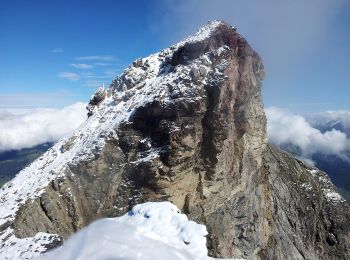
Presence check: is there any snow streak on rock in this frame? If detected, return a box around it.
[308,169,346,203]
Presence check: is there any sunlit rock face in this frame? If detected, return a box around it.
[0,21,349,259]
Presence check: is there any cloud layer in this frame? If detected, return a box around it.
[266,107,350,162]
[0,103,87,152]
[307,111,350,136]
[1,101,348,166]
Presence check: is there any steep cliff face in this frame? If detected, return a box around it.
[261,145,350,259]
[0,21,349,259]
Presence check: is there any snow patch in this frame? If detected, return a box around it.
[324,190,345,203]
[0,229,61,260]
[301,183,312,191]
[307,169,346,203]
[179,20,228,46]
[40,202,210,260]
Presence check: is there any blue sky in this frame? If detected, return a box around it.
[0,0,349,113]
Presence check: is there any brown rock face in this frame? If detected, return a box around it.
[1,21,350,259]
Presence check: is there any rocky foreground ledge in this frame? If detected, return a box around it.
[0,21,349,259]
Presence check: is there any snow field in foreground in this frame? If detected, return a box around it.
[39,201,211,260]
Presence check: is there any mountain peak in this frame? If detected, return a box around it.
[0,22,349,259]
[181,20,232,44]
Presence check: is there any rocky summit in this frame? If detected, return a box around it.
[0,21,349,259]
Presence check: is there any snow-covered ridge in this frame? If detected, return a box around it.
[0,22,221,223]
[39,202,210,260]
[178,20,227,45]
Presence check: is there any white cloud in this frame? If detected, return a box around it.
[266,107,350,161]
[59,72,81,81]
[83,80,103,88]
[103,70,120,77]
[307,110,350,135]
[82,73,112,80]
[93,62,111,66]
[81,70,120,87]
[69,63,93,69]
[51,48,63,53]
[0,103,87,152]
[75,55,116,61]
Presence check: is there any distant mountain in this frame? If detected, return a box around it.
[307,113,350,201]
[277,113,350,201]
[279,142,350,201]
[0,143,52,186]
[307,110,350,137]
[312,153,350,201]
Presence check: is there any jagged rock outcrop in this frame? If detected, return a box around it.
[86,86,106,117]
[0,21,349,259]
